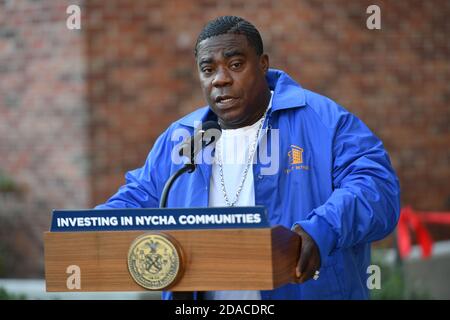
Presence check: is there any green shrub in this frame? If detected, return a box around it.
[0,170,18,193]
[370,253,432,300]
[0,287,26,300]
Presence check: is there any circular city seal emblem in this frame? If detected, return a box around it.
[127,233,183,290]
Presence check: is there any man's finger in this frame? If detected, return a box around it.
[298,242,312,274]
[297,258,316,283]
[295,243,312,282]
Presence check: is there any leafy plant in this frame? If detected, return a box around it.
[0,170,18,193]
[370,252,432,300]
[0,287,26,300]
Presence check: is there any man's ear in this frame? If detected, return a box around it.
[260,53,269,73]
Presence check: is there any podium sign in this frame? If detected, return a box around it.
[44,207,301,292]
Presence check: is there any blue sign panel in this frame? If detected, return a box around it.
[50,206,269,232]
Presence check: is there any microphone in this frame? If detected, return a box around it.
[160,121,221,209]
[179,121,222,166]
[161,121,221,300]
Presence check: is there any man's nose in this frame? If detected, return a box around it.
[212,67,232,87]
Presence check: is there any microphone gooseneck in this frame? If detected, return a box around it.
[160,121,221,300]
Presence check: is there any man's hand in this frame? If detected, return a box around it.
[292,224,321,283]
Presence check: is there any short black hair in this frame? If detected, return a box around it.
[194,16,264,57]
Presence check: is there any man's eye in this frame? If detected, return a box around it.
[230,62,243,70]
[202,67,213,74]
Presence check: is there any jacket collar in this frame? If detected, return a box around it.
[268,68,306,111]
[178,68,306,128]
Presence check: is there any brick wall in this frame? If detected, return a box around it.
[0,0,448,276]
[0,0,88,277]
[85,0,449,212]
[86,0,449,239]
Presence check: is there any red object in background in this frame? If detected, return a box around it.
[397,206,450,260]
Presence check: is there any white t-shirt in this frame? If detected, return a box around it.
[205,92,273,300]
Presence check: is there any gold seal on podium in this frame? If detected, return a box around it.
[127,233,184,290]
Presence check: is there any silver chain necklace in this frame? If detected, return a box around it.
[216,107,269,207]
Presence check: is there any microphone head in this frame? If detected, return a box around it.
[178,121,222,159]
[199,121,222,148]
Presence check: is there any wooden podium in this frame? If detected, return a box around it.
[44,225,301,292]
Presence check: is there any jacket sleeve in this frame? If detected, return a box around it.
[297,109,401,265]
[94,129,171,209]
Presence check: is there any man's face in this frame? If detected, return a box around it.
[196,34,270,129]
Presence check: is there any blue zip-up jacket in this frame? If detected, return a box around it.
[96,69,400,299]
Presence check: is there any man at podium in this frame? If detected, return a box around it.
[95,16,400,300]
